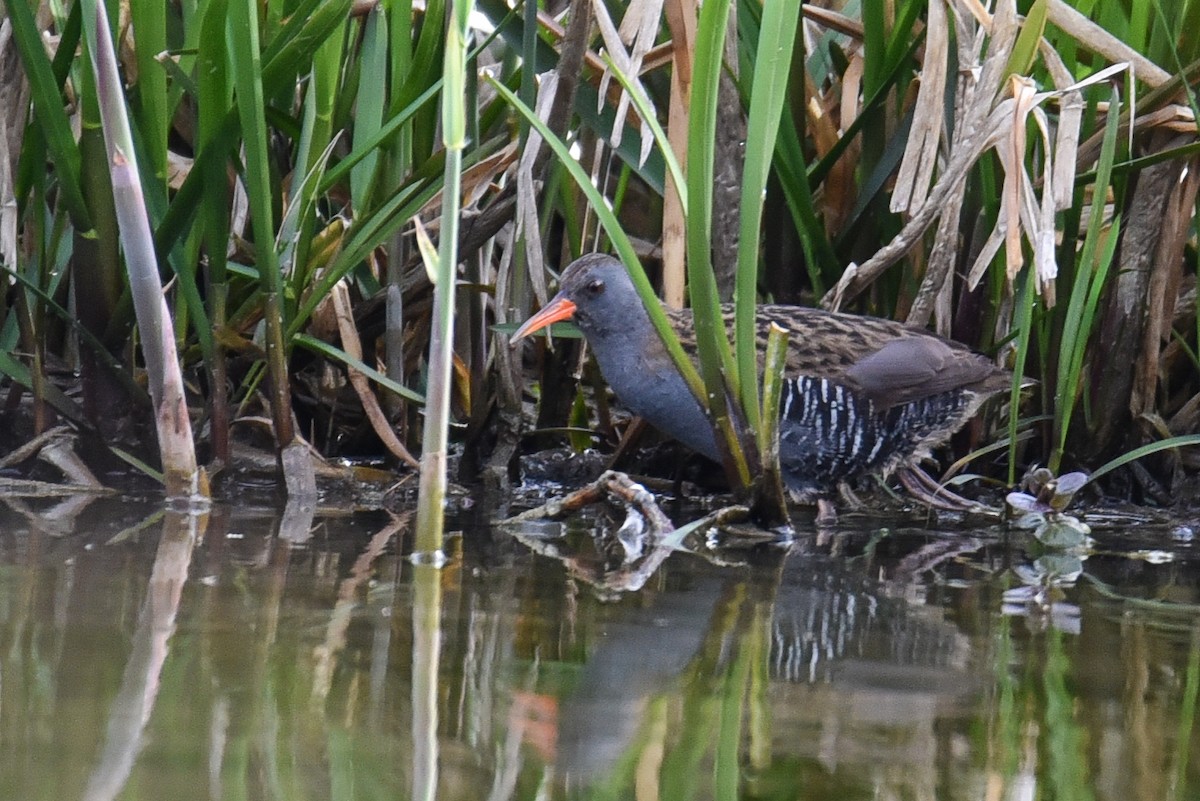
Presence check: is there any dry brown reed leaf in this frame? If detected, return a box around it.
[904,0,980,328]
[1075,105,1196,170]
[415,141,517,221]
[908,161,967,331]
[230,167,249,256]
[809,60,855,234]
[492,223,517,324]
[824,0,1020,311]
[969,62,1129,301]
[801,5,864,39]
[535,7,673,76]
[837,52,863,135]
[331,280,419,467]
[1130,106,1197,133]
[461,140,519,209]
[891,0,949,215]
[964,90,1055,301]
[412,215,439,286]
[1038,42,1082,211]
[166,150,191,191]
[660,0,697,307]
[832,0,1140,316]
[1002,77,1037,285]
[488,224,524,456]
[1131,161,1200,418]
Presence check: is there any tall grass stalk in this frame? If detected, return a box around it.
[193,0,231,461]
[734,0,802,430]
[229,0,314,497]
[82,0,201,498]
[1008,274,1036,486]
[753,324,790,523]
[685,0,748,485]
[1051,90,1121,472]
[415,0,474,552]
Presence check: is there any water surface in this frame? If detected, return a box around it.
[1,496,1197,800]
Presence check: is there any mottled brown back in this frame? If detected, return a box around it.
[665,304,1011,408]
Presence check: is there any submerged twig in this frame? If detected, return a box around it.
[505,469,674,534]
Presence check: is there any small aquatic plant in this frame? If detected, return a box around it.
[1005,467,1091,549]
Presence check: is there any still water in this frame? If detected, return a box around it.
[1,495,1198,801]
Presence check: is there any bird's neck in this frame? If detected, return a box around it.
[583,308,719,461]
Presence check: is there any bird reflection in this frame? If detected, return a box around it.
[525,542,980,796]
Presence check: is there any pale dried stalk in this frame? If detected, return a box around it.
[905,0,976,326]
[594,0,663,164]
[823,0,1020,310]
[515,73,559,309]
[907,174,968,331]
[0,114,16,273]
[834,0,1137,314]
[1039,41,1082,211]
[1002,77,1038,285]
[890,0,949,215]
[1045,0,1170,87]
[661,0,696,308]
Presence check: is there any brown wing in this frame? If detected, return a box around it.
[666,304,1010,407]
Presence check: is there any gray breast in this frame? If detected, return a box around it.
[595,346,719,461]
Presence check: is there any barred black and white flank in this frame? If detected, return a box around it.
[777,376,978,501]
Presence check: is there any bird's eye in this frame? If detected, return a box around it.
[586,279,605,296]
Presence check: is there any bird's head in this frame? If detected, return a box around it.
[510,254,643,344]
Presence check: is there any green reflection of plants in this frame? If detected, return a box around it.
[1083,577,1200,801]
[985,603,1095,801]
[1041,628,1095,801]
[661,583,744,801]
[982,609,1022,792]
[1172,629,1200,801]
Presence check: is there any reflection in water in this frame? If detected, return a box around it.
[0,499,1198,800]
[82,511,201,801]
[554,573,730,784]
[412,561,443,801]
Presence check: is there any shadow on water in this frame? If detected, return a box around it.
[1,494,1198,800]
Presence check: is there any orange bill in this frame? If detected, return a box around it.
[510,295,577,343]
